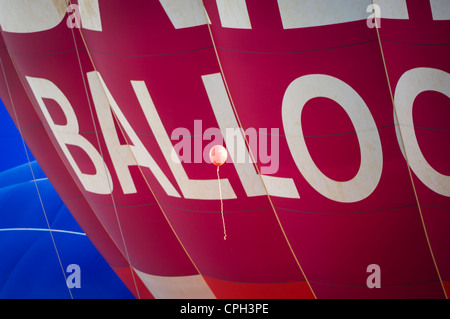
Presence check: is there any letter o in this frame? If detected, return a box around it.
[282,74,383,203]
[394,67,450,197]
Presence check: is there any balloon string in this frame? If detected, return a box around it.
[217,166,226,240]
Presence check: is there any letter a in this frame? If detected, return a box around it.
[66,264,81,288]
[66,4,82,28]
[366,264,381,288]
[366,4,381,29]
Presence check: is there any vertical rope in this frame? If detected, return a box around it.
[66,0,141,298]
[217,166,227,240]
[201,0,316,298]
[370,0,447,299]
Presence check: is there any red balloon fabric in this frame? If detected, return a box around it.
[0,0,449,299]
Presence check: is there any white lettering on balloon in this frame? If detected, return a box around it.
[26,68,449,202]
[1,1,448,33]
[26,76,113,195]
[282,74,383,203]
[394,68,450,197]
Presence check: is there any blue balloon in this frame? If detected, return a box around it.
[0,98,134,299]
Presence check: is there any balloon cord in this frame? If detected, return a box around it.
[217,166,226,240]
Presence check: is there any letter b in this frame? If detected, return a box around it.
[26,76,113,195]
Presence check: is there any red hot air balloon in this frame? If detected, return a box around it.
[0,0,449,299]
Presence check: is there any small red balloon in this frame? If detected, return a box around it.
[209,145,227,167]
